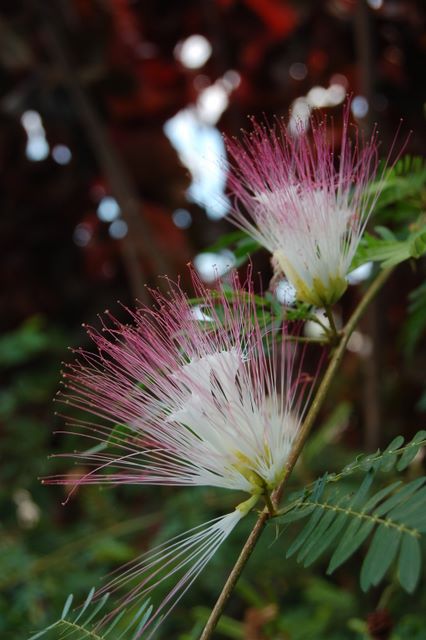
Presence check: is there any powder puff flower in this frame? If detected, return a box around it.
[225,106,380,307]
[47,270,314,635]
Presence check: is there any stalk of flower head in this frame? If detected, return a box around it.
[46,268,317,634]
[96,511,246,638]
[225,103,382,308]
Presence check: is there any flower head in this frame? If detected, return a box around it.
[50,270,312,499]
[225,106,380,307]
[47,270,316,635]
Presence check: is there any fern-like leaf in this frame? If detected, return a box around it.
[371,155,426,213]
[28,589,152,640]
[352,224,426,270]
[295,430,426,493]
[274,432,426,593]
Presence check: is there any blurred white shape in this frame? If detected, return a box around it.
[172,208,192,229]
[194,251,235,283]
[367,0,383,8]
[164,108,229,219]
[351,95,369,119]
[22,110,50,161]
[347,330,373,357]
[288,98,311,134]
[73,223,92,247]
[97,196,120,222]
[21,110,43,132]
[327,83,346,106]
[347,261,373,285]
[109,219,128,239]
[175,34,212,69]
[222,69,241,90]
[191,305,214,321]
[52,144,72,165]
[197,82,229,125]
[304,309,342,339]
[13,489,40,529]
[26,135,49,161]
[289,82,347,135]
[275,279,297,305]
[165,67,240,218]
[307,86,329,108]
[289,62,307,81]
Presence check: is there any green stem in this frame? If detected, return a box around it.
[284,335,329,345]
[307,313,330,334]
[324,305,339,339]
[199,267,393,640]
[263,491,276,516]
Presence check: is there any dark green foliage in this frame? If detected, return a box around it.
[352,156,426,270]
[351,224,426,270]
[204,230,261,267]
[401,281,426,356]
[28,588,152,640]
[0,316,56,367]
[274,432,426,594]
[371,156,426,215]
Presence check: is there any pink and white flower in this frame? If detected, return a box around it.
[50,272,310,497]
[47,270,314,634]
[225,107,380,307]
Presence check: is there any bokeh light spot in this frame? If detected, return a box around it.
[172,208,192,229]
[73,224,92,247]
[194,251,235,283]
[289,62,307,81]
[52,144,72,165]
[351,95,369,119]
[97,197,121,222]
[175,35,212,69]
[109,219,128,239]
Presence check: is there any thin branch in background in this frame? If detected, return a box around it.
[354,0,382,451]
[33,1,175,302]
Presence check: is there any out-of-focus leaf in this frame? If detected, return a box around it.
[401,281,426,356]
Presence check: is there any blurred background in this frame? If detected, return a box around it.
[1,0,426,638]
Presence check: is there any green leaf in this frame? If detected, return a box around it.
[297,508,338,564]
[204,230,261,267]
[285,508,324,558]
[327,520,375,574]
[108,423,134,446]
[370,155,426,214]
[373,478,426,517]
[28,588,152,640]
[352,222,426,271]
[274,434,426,592]
[398,535,421,593]
[303,511,347,567]
[360,526,401,591]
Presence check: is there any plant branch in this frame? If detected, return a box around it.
[34,1,174,301]
[324,306,339,340]
[285,335,329,345]
[200,266,393,640]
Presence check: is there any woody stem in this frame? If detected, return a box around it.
[199,266,393,640]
